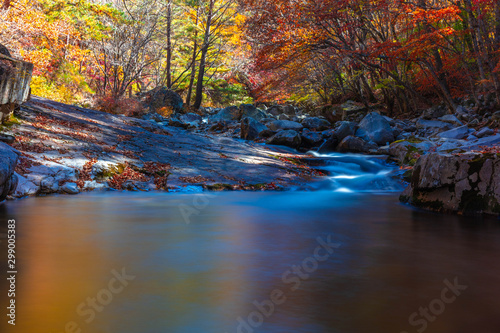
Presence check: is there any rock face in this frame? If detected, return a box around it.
[266,130,301,148]
[400,152,500,215]
[0,142,19,201]
[241,117,268,140]
[355,112,394,145]
[138,87,183,114]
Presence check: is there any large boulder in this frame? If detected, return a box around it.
[335,121,358,142]
[355,112,394,145]
[267,120,303,131]
[267,105,297,117]
[266,130,302,148]
[138,87,183,114]
[239,104,267,121]
[337,135,377,153]
[300,129,324,148]
[0,142,19,201]
[400,152,500,215]
[179,113,202,128]
[437,125,469,140]
[240,117,268,141]
[301,117,331,131]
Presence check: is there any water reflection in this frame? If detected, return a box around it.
[0,192,499,333]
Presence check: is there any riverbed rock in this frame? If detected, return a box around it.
[355,112,394,145]
[241,117,268,141]
[12,173,38,197]
[266,130,302,148]
[239,104,267,121]
[337,135,377,153]
[400,152,500,215]
[475,127,495,138]
[179,113,202,128]
[301,117,331,131]
[438,114,463,126]
[61,182,80,194]
[267,120,303,131]
[335,121,358,142]
[267,105,297,117]
[0,142,19,201]
[300,129,323,148]
[437,125,469,139]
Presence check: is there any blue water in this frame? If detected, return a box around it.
[1,154,500,333]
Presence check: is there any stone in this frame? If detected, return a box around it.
[209,106,240,122]
[337,135,377,153]
[402,152,500,215]
[239,104,267,121]
[301,117,331,131]
[267,120,303,131]
[416,119,453,131]
[267,105,296,117]
[475,127,494,138]
[0,134,15,144]
[240,117,268,141]
[266,130,302,148]
[492,111,500,121]
[355,112,394,145]
[335,121,358,141]
[0,142,19,201]
[438,114,463,126]
[11,173,38,197]
[300,129,324,148]
[179,113,202,127]
[61,182,80,194]
[437,125,469,139]
[137,87,183,114]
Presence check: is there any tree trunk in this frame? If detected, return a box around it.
[186,4,200,109]
[166,0,173,88]
[193,0,214,110]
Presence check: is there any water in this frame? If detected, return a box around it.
[1,154,500,333]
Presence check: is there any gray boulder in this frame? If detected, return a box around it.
[210,106,241,122]
[355,112,394,145]
[267,120,303,131]
[335,121,358,141]
[438,114,463,126]
[267,105,297,117]
[138,87,183,114]
[337,135,377,153]
[61,182,80,194]
[266,130,302,148]
[437,125,469,139]
[239,104,267,121]
[180,113,202,127]
[476,127,495,138]
[300,129,323,148]
[241,117,268,141]
[302,117,331,131]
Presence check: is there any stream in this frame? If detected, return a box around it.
[1,153,500,333]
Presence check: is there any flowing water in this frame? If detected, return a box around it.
[1,153,500,333]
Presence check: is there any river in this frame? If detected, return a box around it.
[1,153,499,333]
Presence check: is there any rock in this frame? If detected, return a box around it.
[168,117,188,128]
[266,130,302,148]
[436,140,464,152]
[267,120,303,131]
[337,135,377,153]
[476,127,494,138]
[277,114,291,121]
[318,136,339,153]
[401,152,500,215]
[138,87,183,114]
[340,100,367,121]
[334,121,358,141]
[423,105,447,119]
[301,117,331,131]
[416,119,453,136]
[40,176,60,193]
[300,129,323,148]
[239,104,267,121]
[267,105,296,117]
[455,105,469,115]
[209,106,240,122]
[258,129,277,138]
[355,112,394,145]
[0,134,15,144]
[179,113,202,127]
[0,142,19,201]
[11,173,38,197]
[469,118,480,126]
[240,117,268,141]
[437,125,469,139]
[61,182,80,194]
[438,114,463,126]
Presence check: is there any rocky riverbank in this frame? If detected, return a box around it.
[1,96,499,215]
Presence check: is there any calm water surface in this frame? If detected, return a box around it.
[1,155,500,333]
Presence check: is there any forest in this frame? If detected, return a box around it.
[1,0,499,115]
